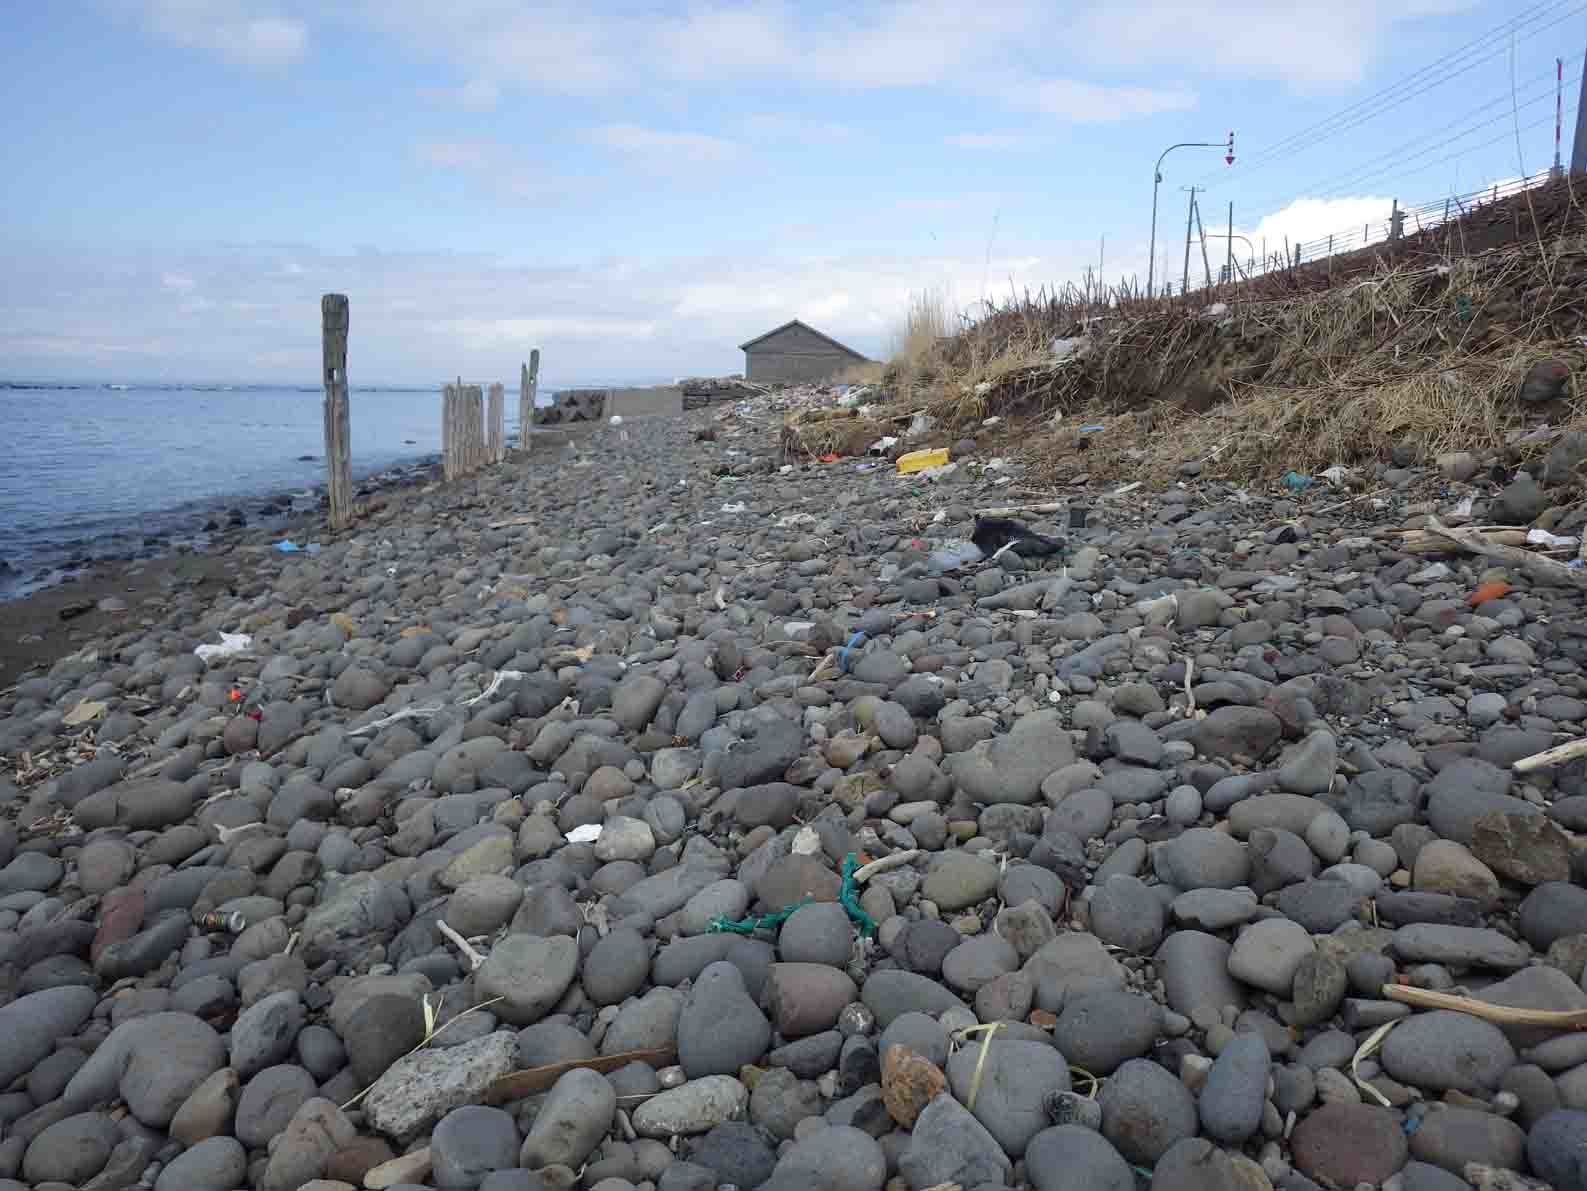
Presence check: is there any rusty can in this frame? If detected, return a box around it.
[194,910,246,934]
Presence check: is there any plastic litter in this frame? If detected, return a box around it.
[869,436,899,454]
[836,631,868,673]
[274,539,301,553]
[62,700,107,727]
[1050,336,1088,362]
[906,414,936,438]
[1319,465,1354,485]
[608,415,624,426]
[973,518,1065,559]
[195,632,253,665]
[1078,424,1106,435]
[897,447,950,474]
[709,852,876,936]
[1527,528,1579,548]
[720,502,748,514]
[565,824,603,844]
[927,540,986,573]
[1281,471,1315,492]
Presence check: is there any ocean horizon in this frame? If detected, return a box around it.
[0,377,665,599]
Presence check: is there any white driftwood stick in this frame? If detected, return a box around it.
[437,920,487,970]
[973,502,1065,517]
[460,670,525,707]
[854,849,922,882]
[1422,517,1587,588]
[346,704,444,737]
[1513,737,1587,773]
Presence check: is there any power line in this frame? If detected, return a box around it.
[1306,90,1573,202]
[1211,0,1579,178]
[1193,0,1587,186]
[1239,65,1577,211]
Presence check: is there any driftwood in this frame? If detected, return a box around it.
[973,502,1065,517]
[484,1046,678,1104]
[1393,525,1529,555]
[321,295,353,531]
[1412,517,1587,588]
[1513,736,1587,772]
[1382,983,1587,1029]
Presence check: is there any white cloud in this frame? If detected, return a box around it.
[352,0,1464,124]
[413,140,581,205]
[419,77,502,111]
[136,0,307,67]
[415,140,498,171]
[739,114,856,145]
[1021,78,1198,122]
[944,132,1045,151]
[0,237,1122,382]
[1237,194,1400,266]
[582,125,741,166]
[356,0,1202,123]
[1075,0,1480,89]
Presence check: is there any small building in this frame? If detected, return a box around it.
[738,319,870,384]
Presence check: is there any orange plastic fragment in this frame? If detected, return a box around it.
[1468,581,1511,607]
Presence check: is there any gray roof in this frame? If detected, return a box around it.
[738,319,869,359]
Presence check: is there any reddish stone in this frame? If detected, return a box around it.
[92,887,146,963]
[881,1044,947,1128]
[325,1136,396,1185]
[1291,1102,1408,1187]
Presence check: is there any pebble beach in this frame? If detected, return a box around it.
[1,389,1586,1191]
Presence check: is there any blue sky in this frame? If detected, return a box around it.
[1,0,1581,384]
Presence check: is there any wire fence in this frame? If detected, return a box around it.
[1183,169,1567,292]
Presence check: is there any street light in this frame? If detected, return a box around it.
[1149,132,1234,297]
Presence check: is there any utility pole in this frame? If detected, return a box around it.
[1554,57,1565,178]
[1182,186,1199,295]
[1150,132,1234,296]
[1194,197,1214,290]
[1572,53,1587,174]
[1226,201,1234,288]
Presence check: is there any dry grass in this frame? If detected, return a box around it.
[869,234,1587,485]
[1046,350,1584,487]
[833,359,885,386]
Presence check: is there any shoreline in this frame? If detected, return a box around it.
[0,421,601,687]
[0,453,443,687]
[0,450,444,604]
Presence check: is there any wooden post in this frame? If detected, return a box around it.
[442,383,459,482]
[487,383,505,464]
[519,348,540,450]
[321,295,352,531]
[467,384,484,473]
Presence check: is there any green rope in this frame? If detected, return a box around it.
[707,899,809,935]
[708,851,877,937]
[839,852,878,936]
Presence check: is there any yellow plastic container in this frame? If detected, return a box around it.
[896,447,950,474]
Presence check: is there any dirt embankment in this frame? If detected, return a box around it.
[874,187,1587,489]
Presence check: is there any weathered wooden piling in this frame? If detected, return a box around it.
[487,382,505,465]
[466,384,485,473]
[443,381,487,481]
[321,294,352,530]
[519,348,540,449]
